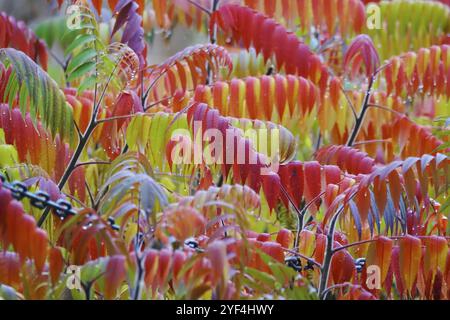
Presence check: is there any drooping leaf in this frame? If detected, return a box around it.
[398,235,422,295]
[49,247,65,286]
[0,49,75,143]
[104,255,126,300]
[366,236,394,285]
[0,104,86,201]
[0,12,48,69]
[216,4,329,90]
[147,44,233,102]
[97,153,168,220]
[111,0,146,66]
[344,34,380,80]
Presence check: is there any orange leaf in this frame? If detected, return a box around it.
[92,0,102,14]
[276,229,294,248]
[299,230,316,258]
[163,207,206,242]
[356,186,370,223]
[423,236,448,288]
[108,0,119,11]
[366,236,394,284]
[399,235,422,295]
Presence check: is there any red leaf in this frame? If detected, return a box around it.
[445,252,450,299]
[49,247,65,286]
[0,188,13,240]
[207,241,229,286]
[32,229,48,273]
[157,249,172,289]
[0,13,48,69]
[331,246,356,284]
[6,201,24,250]
[217,4,327,85]
[19,214,36,260]
[0,252,21,287]
[344,34,380,79]
[304,161,322,210]
[314,233,327,264]
[391,246,405,297]
[172,250,186,283]
[262,241,284,264]
[261,172,281,212]
[287,161,305,208]
[338,285,376,300]
[144,249,159,288]
[104,255,126,300]
[256,233,271,242]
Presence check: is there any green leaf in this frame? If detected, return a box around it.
[34,17,69,49]
[67,61,96,82]
[97,153,168,219]
[64,34,98,57]
[77,75,97,95]
[67,48,98,74]
[245,268,276,288]
[0,145,19,167]
[442,198,450,214]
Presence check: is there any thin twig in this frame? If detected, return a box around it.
[321,283,354,300]
[315,132,322,153]
[339,83,358,121]
[332,239,376,254]
[73,120,83,140]
[346,75,375,147]
[279,183,304,249]
[188,0,212,15]
[95,113,155,124]
[353,139,390,147]
[74,161,111,169]
[283,248,322,269]
[85,181,95,208]
[368,104,405,117]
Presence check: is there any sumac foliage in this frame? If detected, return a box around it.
[0,0,448,301]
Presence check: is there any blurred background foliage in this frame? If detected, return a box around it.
[0,0,207,64]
